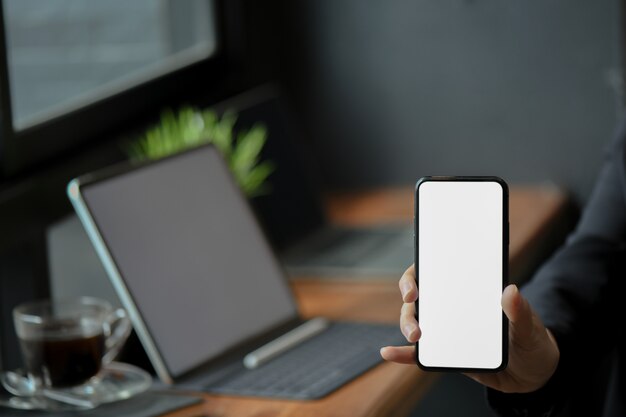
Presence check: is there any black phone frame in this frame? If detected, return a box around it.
[414,176,509,373]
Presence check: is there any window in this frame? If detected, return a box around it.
[4,0,217,131]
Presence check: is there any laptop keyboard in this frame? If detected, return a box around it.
[206,321,405,399]
[283,227,414,275]
[311,229,405,266]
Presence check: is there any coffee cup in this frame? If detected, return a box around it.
[12,297,131,389]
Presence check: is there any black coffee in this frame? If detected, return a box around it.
[19,332,105,387]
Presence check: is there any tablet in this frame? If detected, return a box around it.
[67,145,298,383]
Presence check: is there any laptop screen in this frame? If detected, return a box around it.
[75,146,298,378]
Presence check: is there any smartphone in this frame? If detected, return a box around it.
[415,176,508,372]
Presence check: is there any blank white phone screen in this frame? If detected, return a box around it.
[417,181,504,369]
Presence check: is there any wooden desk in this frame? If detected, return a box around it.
[166,186,570,417]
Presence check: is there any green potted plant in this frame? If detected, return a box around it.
[125,107,273,197]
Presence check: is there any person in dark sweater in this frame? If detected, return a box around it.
[381,121,626,416]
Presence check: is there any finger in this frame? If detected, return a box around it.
[400,302,421,342]
[501,284,538,349]
[399,264,418,303]
[380,346,416,364]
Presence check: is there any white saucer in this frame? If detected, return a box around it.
[0,362,152,411]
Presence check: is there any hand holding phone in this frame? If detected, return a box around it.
[383,267,560,393]
[381,177,560,392]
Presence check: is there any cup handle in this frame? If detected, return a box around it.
[103,308,132,364]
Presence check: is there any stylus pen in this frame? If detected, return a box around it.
[243,317,330,369]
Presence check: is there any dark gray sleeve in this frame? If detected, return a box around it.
[524,127,626,340]
[488,119,626,416]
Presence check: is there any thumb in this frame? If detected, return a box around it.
[501,284,538,349]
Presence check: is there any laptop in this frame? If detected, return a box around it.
[214,85,413,278]
[67,144,404,399]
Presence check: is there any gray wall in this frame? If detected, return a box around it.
[280,1,623,203]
